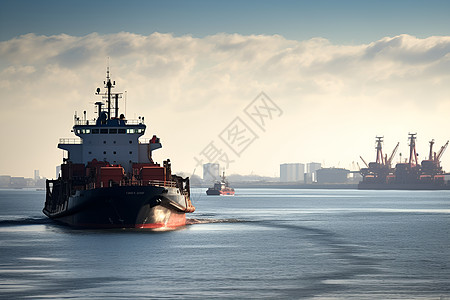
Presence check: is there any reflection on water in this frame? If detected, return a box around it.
[19,257,66,262]
[0,188,449,299]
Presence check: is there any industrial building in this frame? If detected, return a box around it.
[306,162,321,183]
[316,168,350,184]
[34,170,40,181]
[280,163,305,182]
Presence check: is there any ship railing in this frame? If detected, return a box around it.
[145,180,177,187]
[124,119,145,125]
[119,179,177,188]
[74,120,95,126]
[74,119,144,126]
[86,180,178,190]
[59,138,82,145]
[139,138,150,144]
[139,138,161,144]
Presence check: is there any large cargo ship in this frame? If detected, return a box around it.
[358,134,450,190]
[43,69,195,229]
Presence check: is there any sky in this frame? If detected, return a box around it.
[1,0,450,179]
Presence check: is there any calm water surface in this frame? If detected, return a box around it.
[0,188,449,299]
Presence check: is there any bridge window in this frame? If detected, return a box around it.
[109,129,117,134]
[76,129,92,134]
[100,129,108,134]
[92,129,99,134]
[126,128,145,134]
[118,129,126,134]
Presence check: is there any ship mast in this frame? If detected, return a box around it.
[105,66,115,120]
[96,66,122,122]
[428,139,435,161]
[375,136,384,165]
[408,133,418,166]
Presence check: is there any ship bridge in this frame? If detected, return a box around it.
[58,70,161,173]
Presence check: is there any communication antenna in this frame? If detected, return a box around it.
[124,91,127,117]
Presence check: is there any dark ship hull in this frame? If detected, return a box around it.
[206,188,235,196]
[44,181,193,229]
[205,188,235,196]
[206,188,220,196]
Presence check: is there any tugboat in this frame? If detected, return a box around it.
[206,171,235,196]
[43,69,195,229]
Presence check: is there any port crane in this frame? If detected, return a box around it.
[359,134,449,188]
[435,140,449,165]
[359,136,400,183]
[360,138,399,168]
[386,142,399,168]
[422,140,448,168]
[359,156,369,168]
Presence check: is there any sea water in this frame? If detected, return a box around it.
[0,188,449,299]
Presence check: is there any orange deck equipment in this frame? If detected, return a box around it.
[100,166,125,187]
[141,166,165,183]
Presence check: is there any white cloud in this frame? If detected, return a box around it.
[1,32,449,178]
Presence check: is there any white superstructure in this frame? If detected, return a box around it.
[58,69,161,174]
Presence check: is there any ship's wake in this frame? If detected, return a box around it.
[186,218,245,225]
[0,217,52,227]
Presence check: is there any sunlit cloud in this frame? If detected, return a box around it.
[1,32,449,178]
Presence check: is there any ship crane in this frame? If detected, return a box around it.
[360,156,369,168]
[359,133,450,189]
[386,142,400,168]
[436,140,449,165]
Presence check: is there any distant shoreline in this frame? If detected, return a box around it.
[192,182,359,189]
